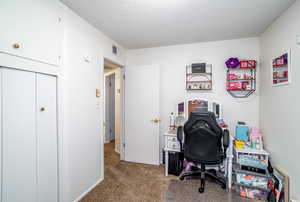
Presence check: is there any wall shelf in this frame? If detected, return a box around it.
[186,64,212,90]
[226,62,256,98]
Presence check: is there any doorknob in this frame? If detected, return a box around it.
[151,119,161,123]
[13,43,21,49]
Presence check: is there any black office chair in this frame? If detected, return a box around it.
[177,111,229,193]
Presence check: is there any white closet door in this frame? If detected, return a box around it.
[0,68,2,201]
[2,68,37,202]
[36,74,58,202]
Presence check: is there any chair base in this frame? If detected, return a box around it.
[179,164,226,193]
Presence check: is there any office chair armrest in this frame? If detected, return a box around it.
[223,129,230,150]
[177,126,184,152]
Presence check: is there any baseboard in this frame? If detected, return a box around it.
[73,178,103,202]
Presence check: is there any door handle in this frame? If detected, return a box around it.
[151,119,161,123]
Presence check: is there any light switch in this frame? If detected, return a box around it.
[96,89,101,97]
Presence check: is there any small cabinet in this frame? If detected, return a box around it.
[0,0,63,66]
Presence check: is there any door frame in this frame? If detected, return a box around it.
[102,58,125,169]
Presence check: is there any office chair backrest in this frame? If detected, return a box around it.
[183,111,223,164]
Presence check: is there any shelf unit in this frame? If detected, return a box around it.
[232,147,271,201]
[226,66,256,98]
[186,64,212,90]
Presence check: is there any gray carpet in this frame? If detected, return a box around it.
[165,179,258,202]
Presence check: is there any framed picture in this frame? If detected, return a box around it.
[272,50,291,86]
[269,167,290,202]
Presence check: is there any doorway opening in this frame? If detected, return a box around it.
[104,59,124,163]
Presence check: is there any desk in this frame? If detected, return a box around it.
[163,130,234,189]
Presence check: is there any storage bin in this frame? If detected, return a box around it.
[235,185,269,201]
[235,172,270,189]
[234,148,269,170]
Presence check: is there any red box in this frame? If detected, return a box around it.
[240,60,256,69]
[227,82,242,90]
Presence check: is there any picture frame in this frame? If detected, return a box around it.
[271,50,291,87]
[271,167,290,202]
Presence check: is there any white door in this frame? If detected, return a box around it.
[1,68,58,202]
[36,74,58,202]
[105,74,116,142]
[125,65,160,165]
[2,68,37,202]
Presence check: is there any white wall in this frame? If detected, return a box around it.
[260,1,300,200]
[126,37,260,160]
[61,5,125,202]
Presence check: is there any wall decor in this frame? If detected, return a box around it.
[226,58,257,98]
[272,50,291,86]
[186,63,212,90]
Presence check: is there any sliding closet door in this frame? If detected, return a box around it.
[2,68,37,202]
[36,74,58,202]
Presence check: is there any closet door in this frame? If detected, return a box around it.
[2,68,37,202]
[0,68,2,201]
[0,0,62,66]
[36,74,58,202]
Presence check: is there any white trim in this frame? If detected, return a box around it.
[120,68,125,161]
[72,178,103,202]
[0,52,60,76]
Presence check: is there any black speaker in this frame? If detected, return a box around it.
[168,151,183,176]
[192,63,206,73]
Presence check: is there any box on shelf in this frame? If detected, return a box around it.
[239,60,257,69]
[235,184,269,201]
[236,125,249,141]
[234,170,271,190]
[234,140,245,149]
[234,148,269,171]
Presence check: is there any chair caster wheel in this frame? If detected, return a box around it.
[179,176,184,181]
[221,184,226,189]
[198,187,204,193]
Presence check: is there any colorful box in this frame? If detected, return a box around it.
[236,125,249,141]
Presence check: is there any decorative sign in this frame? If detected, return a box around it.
[272,50,291,86]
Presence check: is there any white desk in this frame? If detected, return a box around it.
[163,129,234,189]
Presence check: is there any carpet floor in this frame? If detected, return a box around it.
[80,142,258,202]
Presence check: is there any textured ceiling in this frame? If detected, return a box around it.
[62,0,295,49]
